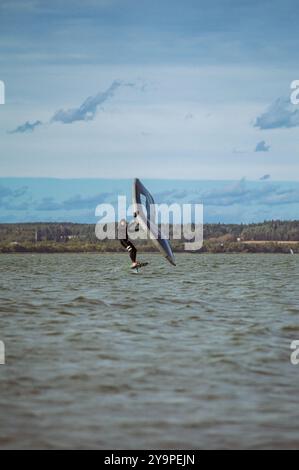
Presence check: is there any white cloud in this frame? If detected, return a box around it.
[255,140,270,152]
[255,97,299,129]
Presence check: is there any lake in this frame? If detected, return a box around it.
[0,253,298,449]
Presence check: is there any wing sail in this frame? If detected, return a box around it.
[132,178,176,266]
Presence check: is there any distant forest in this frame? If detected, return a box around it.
[0,221,298,253]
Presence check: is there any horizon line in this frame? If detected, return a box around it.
[1,219,299,226]
[1,176,299,183]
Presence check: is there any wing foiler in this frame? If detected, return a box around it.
[132,178,176,266]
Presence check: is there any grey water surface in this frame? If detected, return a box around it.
[0,253,298,449]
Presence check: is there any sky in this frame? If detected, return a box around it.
[0,0,298,222]
[1,178,299,224]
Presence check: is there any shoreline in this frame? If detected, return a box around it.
[1,241,298,254]
[1,221,298,254]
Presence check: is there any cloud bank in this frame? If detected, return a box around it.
[50,80,124,124]
[199,180,299,207]
[260,174,271,181]
[9,120,42,134]
[155,179,299,208]
[1,179,299,224]
[255,97,299,129]
[9,80,135,133]
[0,184,29,209]
[255,140,270,152]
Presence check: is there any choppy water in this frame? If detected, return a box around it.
[0,253,299,450]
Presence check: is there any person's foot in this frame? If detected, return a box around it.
[131,262,138,268]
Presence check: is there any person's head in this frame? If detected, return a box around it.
[118,219,127,239]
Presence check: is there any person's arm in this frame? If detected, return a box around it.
[133,212,139,231]
[128,218,140,233]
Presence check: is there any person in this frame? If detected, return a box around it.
[119,218,140,268]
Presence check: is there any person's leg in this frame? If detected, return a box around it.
[126,241,137,264]
[120,239,137,265]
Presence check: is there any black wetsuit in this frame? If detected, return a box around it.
[119,221,138,263]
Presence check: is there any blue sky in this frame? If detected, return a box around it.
[0,1,298,221]
[1,178,299,224]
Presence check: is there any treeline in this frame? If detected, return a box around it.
[1,220,299,243]
[203,220,299,241]
[0,223,97,244]
[0,221,298,253]
[1,239,298,254]
[240,220,299,241]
